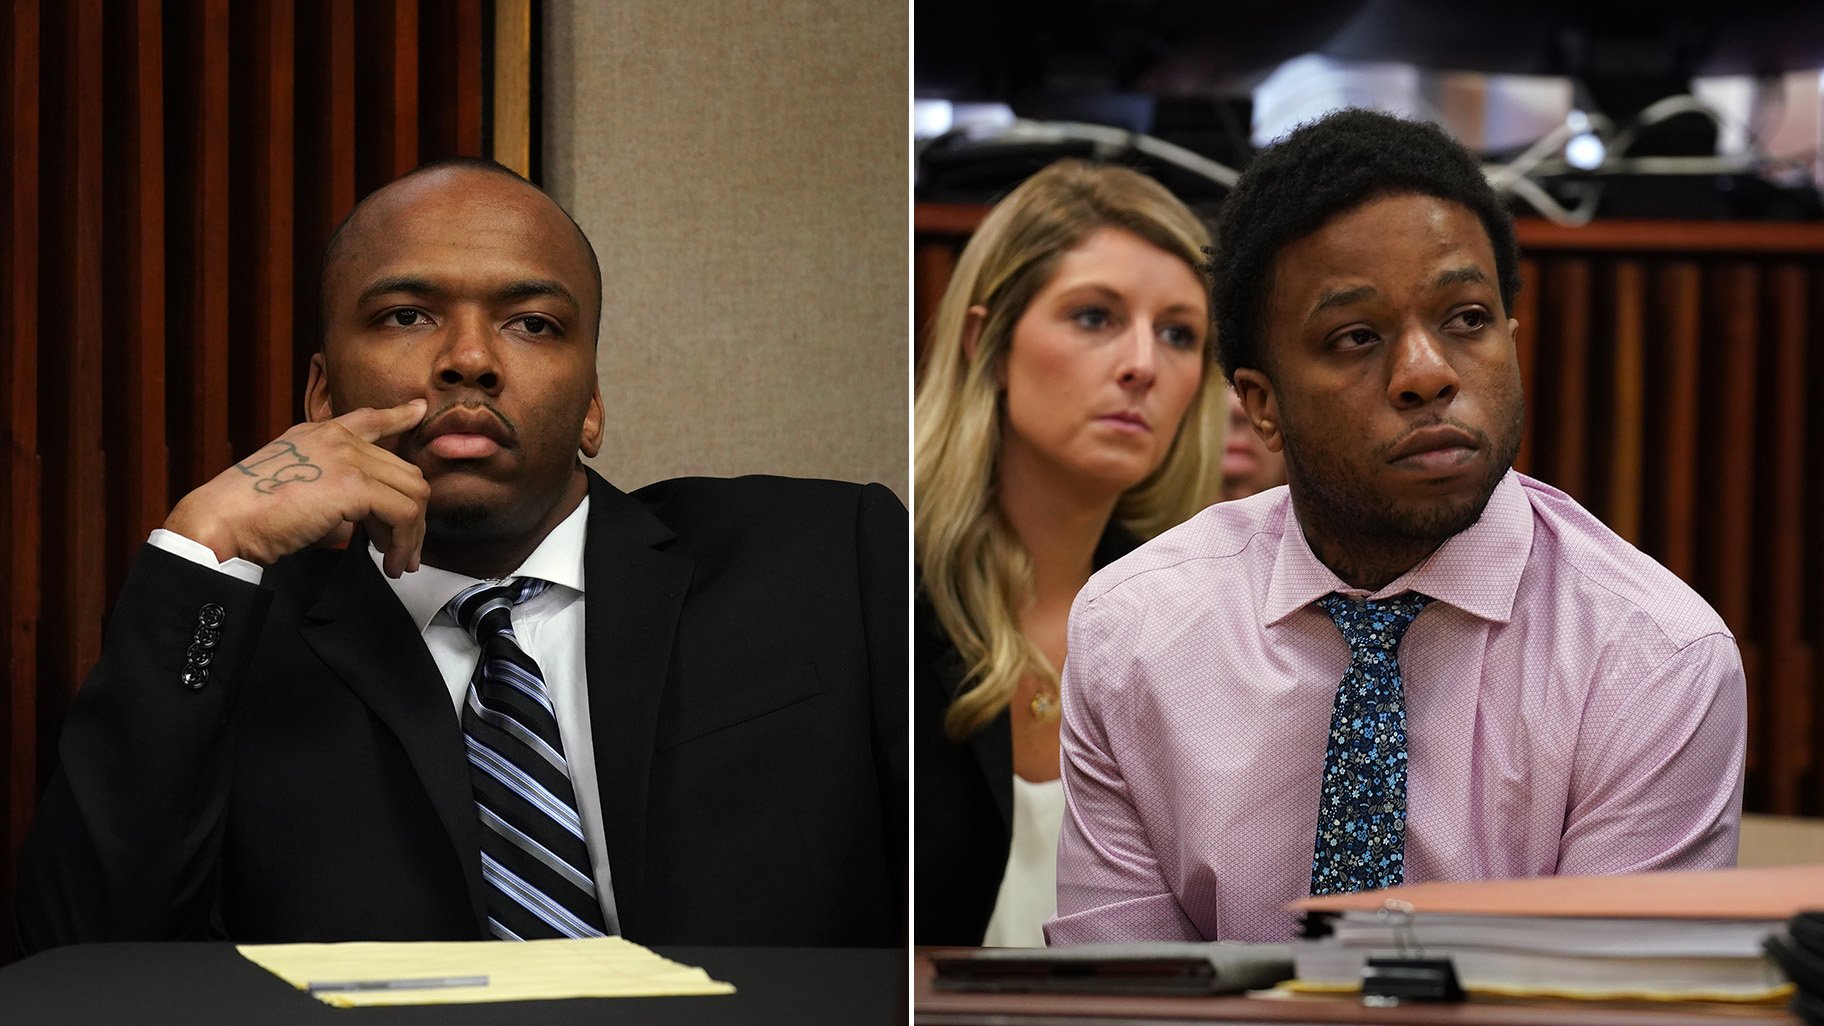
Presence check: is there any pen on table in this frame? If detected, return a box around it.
[307,975,489,994]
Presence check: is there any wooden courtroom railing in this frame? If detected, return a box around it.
[0,0,513,962]
[917,203,1824,820]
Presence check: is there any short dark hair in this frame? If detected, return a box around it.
[317,156,604,348]
[1211,109,1521,382]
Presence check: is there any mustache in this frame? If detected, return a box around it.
[407,401,520,447]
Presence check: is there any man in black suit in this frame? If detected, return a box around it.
[16,159,905,951]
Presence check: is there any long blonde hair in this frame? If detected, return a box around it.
[916,160,1227,739]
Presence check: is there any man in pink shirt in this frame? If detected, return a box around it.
[1049,110,1746,945]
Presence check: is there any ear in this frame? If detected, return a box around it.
[1508,316,1520,345]
[578,384,605,458]
[961,304,988,364]
[965,303,1010,389]
[305,353,334,423]
[1232,368,1283,454]
[963,304,1014,390]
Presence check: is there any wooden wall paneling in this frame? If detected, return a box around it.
[1647,261,1702,584]
[913,240,955,382]
[101,0,169,594]
[293,0,356,388]
[356,0,421,191]
[454,0,484,155]
[1706,261,1759,633]
[37,0,107,740]
[420,0,485,159]
[193,0,231,481]
[165,0,232,495]
[916,203,988,235]
[1602,260,1645,545]
[246,0,296,443]
[1707,261,1761,799]
[1,0,43,953]
[1515,218,1824,254]
[1541,257,1592,501]
[1809,262,1824,814]
[491,0,533,176]
[1510,257,1540,477]
[1763,262,1810,814]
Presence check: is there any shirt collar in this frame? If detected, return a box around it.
[373,496,591,633]
[1261,470,1531,627]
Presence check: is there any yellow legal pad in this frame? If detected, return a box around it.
[236,936,736,1008]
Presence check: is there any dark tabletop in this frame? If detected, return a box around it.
[914,950,1801,1026]
[0,943,906,1025]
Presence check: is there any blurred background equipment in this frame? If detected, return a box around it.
[915,0,1824,222]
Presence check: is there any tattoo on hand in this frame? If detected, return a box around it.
[236,441,324,494]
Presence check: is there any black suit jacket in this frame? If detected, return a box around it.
[913,527,1136,945]
[17,471,906,952]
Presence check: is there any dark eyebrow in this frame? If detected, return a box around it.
[1435,266,1490,289]
[494,279,579,310]
[1312,285,1376,314]
[357,275,445,308]
[355,276,580,311]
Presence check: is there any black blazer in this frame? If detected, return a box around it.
[913,527,1136,945]
[17,471,906,952]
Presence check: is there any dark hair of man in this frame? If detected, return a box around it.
[1210,108,1521,383]
[315,155,605,349]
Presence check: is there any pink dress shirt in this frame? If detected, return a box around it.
[1049,472,1745,944]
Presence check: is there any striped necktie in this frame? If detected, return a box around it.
[447,578,608,940]
[1309,591,1432,896]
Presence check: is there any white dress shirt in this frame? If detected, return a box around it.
[981,774,1065,947]
[148,498,620,931]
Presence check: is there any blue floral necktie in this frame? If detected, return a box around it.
[1309,591,1432,896]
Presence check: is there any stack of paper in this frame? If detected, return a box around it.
[237,936,735,1008]
[1287,864,1824,1002]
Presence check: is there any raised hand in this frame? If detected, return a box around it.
[164,400,432,578]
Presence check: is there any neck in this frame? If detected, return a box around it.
[1289,485,1443,593]
[995,449,1121,605]
[419,470,589,580]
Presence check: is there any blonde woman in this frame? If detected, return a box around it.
[915,160,1226,945]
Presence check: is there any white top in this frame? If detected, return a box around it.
[148,498,621,932]
[981,774,1066,947]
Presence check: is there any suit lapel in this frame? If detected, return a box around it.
[970,710,1015,831]
[927,605,1014,832]
[299,539,488,933]
[581,471,692,937]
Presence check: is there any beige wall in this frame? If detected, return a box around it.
[544,1,908,499]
